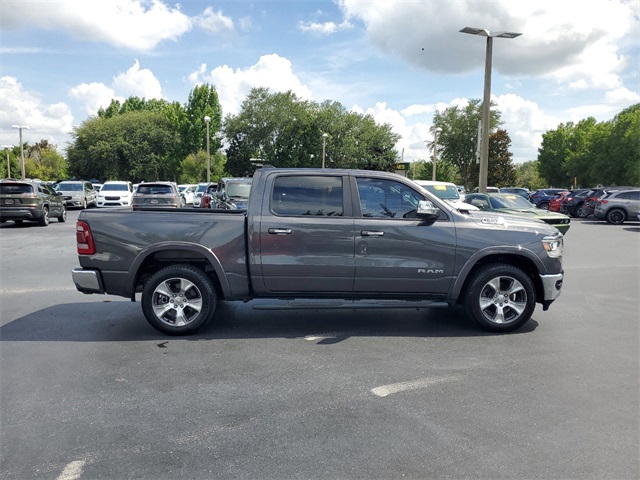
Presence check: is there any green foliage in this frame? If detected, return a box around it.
[432,99,501,190]
[0,147,21,179]
[178,150,228,184]
[537,103,640,188]
[467,129,516,187]
[184,84,223,159]
[515,161,545,190]
[223,88,400,177]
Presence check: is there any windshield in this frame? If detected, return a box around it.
[227,182,252,198]
[56,183,83,191]
[101,183,129,192]
[490,194,535,209]
[423,184,460,200]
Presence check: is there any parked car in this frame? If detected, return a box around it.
[199,183,218,209]
[132,182,182,209]
[464,192,571,234]
[559,189,590,217]
[456,185,466,201]
[96,181,134,207]
[594,188,640,224]
[500,187,530,199]
[178,184,198,205]
[192,182,214,207]
[528,189,568,209]
[582,186,638,217]
[211,177,252,209]
[91,183,103,192]
[548,191,570,212]
[472,186,500,193]
[413,180,479,211]
[53,180,97,209]
[0,179,67,226]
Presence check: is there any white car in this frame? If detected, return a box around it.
[178,184,198,205]
[413,180,479,211]
[97,181,134,207]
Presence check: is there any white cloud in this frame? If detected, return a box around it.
[0,76,74,149]
[338,0,636,88]
[0,0,192,52]
[113,60,164,99]
[69,83,120,116]
[195,7,234,35]
[298,20,353,36]
[189,54,313,117]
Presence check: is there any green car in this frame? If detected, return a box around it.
[464,192,571,234]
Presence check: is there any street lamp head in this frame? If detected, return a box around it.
[460,27,521,39]
[434,127,443,134]
[11,125,30,129]
[204,116,211,123]
[322,133,328,138]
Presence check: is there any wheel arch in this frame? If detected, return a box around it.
[452,250,545,306]
[127,243,230,301]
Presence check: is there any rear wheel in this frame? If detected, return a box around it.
[141,264,217,335]
[464,264,536,333]
[606,208,626,225]
[537,201,549,210]
[57,205,67,222]
[38,206,50,226]
[575,204,589,218]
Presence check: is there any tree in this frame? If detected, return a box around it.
[432,99,502,190]
[223,88,400,177]
[468,129,516,187]
[183,84,223,160]
[515,161,545,191]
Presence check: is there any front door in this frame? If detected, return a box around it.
[352,176,457,295]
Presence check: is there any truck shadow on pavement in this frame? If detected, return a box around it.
[0,299,538,343]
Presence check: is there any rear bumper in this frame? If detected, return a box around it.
[72,268,105,294]
[0,207,41,220]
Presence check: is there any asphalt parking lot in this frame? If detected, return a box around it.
[1,210,638,479]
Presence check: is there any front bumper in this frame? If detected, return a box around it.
[72,268,105,294]
[539,272,563,310]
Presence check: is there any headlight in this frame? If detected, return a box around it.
[542,235,563,258]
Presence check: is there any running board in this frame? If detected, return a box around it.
[252,299,449,310]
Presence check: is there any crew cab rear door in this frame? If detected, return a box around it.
[255,173,355,293]
[351,175,457,295]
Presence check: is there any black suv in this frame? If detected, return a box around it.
[0,179,67,226]
[529,188,568,209]
[560,188,590,217]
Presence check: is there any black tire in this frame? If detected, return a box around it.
[537,201,549,210]
[58,205,67,223]
[464,264,536,333]
[575,204,589,218]
[38,206,50,226]
[141,264,217,335]
[606,208,626,225]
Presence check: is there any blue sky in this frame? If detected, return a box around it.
[1,0,638,164]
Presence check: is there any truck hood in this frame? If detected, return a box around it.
[466,210,559,235]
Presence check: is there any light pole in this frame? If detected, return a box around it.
[11,125,29,179]
[1,145,12,178]
[204,116,211,183]
[460,27,521,193]
[432,127,442,181]
[322,133,328,168]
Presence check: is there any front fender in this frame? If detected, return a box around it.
[450,245,546,301]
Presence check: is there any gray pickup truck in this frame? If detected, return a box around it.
[72,167,564,335]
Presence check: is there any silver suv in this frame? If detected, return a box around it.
[54,181,97,209]
[594,188,640,224]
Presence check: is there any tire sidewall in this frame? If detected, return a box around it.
[141,264,217,335]
[464,264,536,333]
[606,208,625,225]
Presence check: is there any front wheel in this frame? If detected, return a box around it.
[606,208,626,225]
[464,264,536,333]
[575,204,589,218]
[141,264,217,335]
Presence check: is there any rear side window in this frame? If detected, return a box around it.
[271,176,343,216]
[615,191,640,200]
[0,183,33,194]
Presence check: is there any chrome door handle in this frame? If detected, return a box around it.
[268,228,292,235]
[361,230,384,237]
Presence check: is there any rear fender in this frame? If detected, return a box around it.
[127,242,231,298]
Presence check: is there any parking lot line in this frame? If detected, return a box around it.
[371,374,463,397]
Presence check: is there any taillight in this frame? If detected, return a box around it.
[600,199,608,205]
[76,220,96,255]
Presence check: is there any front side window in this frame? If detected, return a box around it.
[356,177,423,219]
[271,176,343,216]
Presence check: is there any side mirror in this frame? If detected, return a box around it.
[417,200,440,222]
